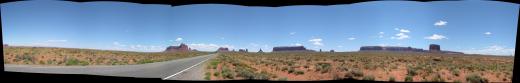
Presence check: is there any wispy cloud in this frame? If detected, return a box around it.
[461,45,515,56]
[308,38,323,46]
[289,32,296,35]
[45,40,68,42]
[391,28,410,40]
[424,34,447,40]
[434,20,447,26]
[291,43,303,46]
[348,37,356,40]
[378,32,384,38]
[175,37,183,42]
[484,32,492,35]
[188,43,234,51]
[111,41,164,52]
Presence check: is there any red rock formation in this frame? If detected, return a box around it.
[429,44,441,52]
[217,47,229,52]
[165,43,190,52]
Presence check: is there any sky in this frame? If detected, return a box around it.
[1,1,518,56]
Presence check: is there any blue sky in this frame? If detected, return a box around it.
[1,1,518,55]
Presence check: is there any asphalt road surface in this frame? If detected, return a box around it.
[4,53,217,80]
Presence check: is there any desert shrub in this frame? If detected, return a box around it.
[287,68,296,74]
[389,76,396,82]
[214,72,220,77]
[315,63,331,73]
[16,54,35,63]
[254,73,270,80]
[278,77,288,81]
[65,58,80,66]
[405,75,413,82]
[210,60,219,67]
[454,79,462,83]
[350,69,364,77]
[364,63,377,70]
[137,59,154,64]
[407,66,417,76]
[221,67,234,79]
[362,75,375,81]
[430,74,445,82]
[235,66,257,79]
[466,73,488,83]
[295,70,304,75]
[282,67,289,71]
[451,69,460,76]
[39,60,45,64]
[204,72,211,80]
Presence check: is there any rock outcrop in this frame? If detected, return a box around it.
[272,46,313,52]
[429,44,441,52]
[360,46,425,52]
[359,44,463,54]
[164,43,190,52]
[217,47,229,52]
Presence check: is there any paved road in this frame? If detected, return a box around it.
[4,53,217,80]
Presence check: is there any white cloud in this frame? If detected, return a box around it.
[188,43,234,51]
[249,43,259,47]
[392,33,410,40]
[45,40,68,42]
[461,45,515,56]
[424,34,447,40]
[110,41,165,52]
[484,32,492,35]
[308,38,323,46]
[291,43,303,46]
[175,38,183,42]
[391,28,411,40]
[113,42,126,47]
[337,45,343,48]
[289,32,296,35]
[399,29,410,33]
[434,20,447,26]
[10,40,70,47]
[378,32,385,38]
[348,37,356,40]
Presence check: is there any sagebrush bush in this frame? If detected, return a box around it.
[466,73,488,83]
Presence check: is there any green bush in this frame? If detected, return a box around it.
[295,70,304,75]
[466,73,488,83]
[137,59,154,64]
[65,58,80,66]
[431,74,445,82]
[278,77,288,81]
[316,63,332,73]
[214,72,220,77]
[389,76,396,82]
[405,75,414,82]
[204,72,211,80]
[221,67,234,79]
[407,66,417,76]
[350,69,364,77]
[362,75,375,81]
[451,69,460,76]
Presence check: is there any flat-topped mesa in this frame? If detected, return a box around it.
[359,44,464,54]
[217,47,229,52]
[359,46,425,52]
[272,46,314,52]
[429,44,441,52]
[165,43,190,52]
[238,49,248,52]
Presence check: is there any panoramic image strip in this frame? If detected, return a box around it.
[2,0,518,82]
